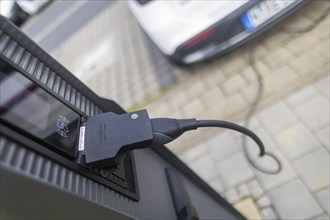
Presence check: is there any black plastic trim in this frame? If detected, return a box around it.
[0,15,125,114]
[165,168,199,220]
[0,124,139,200]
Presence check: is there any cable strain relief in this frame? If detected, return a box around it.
[176,118,198,133]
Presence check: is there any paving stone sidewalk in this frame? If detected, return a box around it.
[48,1,329,219]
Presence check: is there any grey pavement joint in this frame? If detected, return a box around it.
[268,179,323,220]
[296,96,330,131]
[292,148,330,192]
[275,123,321,160]
[315,187,330,216]
[261,207,278,220]
[217,153,254,188]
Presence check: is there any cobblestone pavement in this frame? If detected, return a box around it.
[48,1,329,219]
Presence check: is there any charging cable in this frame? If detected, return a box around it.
[243,6,330,174]
[79,110,265,168]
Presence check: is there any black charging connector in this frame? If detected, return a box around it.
[79,110,153,168]
[79,109,266,170]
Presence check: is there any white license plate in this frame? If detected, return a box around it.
[241,0,296,30]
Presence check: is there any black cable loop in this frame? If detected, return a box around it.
[242,43,282,174]
[241,6,329,174]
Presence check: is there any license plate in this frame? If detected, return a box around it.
[241,0,296,31]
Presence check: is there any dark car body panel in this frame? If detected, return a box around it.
[171,0,309,64]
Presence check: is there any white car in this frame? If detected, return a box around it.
[128,0,307,64]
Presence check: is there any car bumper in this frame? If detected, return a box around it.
[171,0,308,64]
[9,2,30,27]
